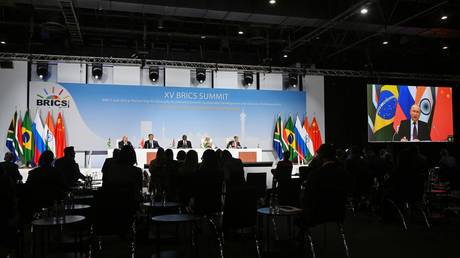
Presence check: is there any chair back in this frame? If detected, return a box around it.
[278,178,301,206]
[224,185,257,229]
[246,173,266,198]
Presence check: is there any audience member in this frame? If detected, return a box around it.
[272,151,293,187]
[176,150,186,162]
[149,147,167,194]
[102,148,120,183]
[0,152,22,183]
[177,150,199,204]
[303,144,350,226]
[25,151,65,211]
[55,146,85,188]
[103,145,142,202]
[221,150,245,187]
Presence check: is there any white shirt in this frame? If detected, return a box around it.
[410,120,419,141]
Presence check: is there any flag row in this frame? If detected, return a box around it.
[273,114,322,162]
[6,110,67,166]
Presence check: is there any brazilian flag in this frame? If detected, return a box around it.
[373,85,398,141]
[21,111,34,164]
[283,116,297,161]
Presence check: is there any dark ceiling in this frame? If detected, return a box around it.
[0,0,459,74]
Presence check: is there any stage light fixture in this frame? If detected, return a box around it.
[157,19,164,30]
[0,41,6,45]
[442,45,449,50]
[92,63,103,80]
[269,0,276,4]
[283,54,288,58]
[243,72,254,86]
[360,8,368,15]
[288,73,298,88]
[441,15,448,20]
[382,40,389,45]
[238,30,244,35]
[149,66,160,82]
[201,35,207,39]
[196,68,206,83]
[36,63,48,80]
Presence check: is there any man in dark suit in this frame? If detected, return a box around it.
[0,152,22,183]
[395,104,431,141]
[177,135,192,149]
[143,134,160,149]
[118,135,133,149]
[226,136,242,149]
[54,146,85,188]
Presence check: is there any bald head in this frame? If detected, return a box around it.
[410,104,421,122]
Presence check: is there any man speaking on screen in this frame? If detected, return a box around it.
[395,104,431,142]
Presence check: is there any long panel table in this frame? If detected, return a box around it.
[107,148,263,166]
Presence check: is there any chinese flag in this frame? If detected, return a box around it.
[430,87,453,141]
[309,117,323,153]
[55,112,67,158]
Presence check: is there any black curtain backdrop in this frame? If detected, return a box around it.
[324,76,459,167]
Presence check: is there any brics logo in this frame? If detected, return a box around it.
[36,87,70,108]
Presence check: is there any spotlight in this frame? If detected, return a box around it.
[196,68,206,84]
[442,45,449,50]
[36,63,48,80]
[360,8,368,15]
[149,66,159,82]
[92,63,103,80]
[243,72,254,86]
[441,15,448,20]
[157,19,164,30]
[201,35,207,39]
[283,54,288,58]
[382,40,389,45]
[288,73,298,88]
[269,0,276,4]
[0,41,6,45]
[238,30,244,35]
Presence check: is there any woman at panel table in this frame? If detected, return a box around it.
[202,136,214,149]
[226,136,242,149]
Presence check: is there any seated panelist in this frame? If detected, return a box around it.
[118,135,132,149]
[226,136,242,149]
[144,133,160,149]
[177,134,192,149]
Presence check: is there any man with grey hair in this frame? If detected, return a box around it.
[395,104,431,141]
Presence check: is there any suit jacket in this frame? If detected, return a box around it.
[54,157,85,188]
[395,120,431,141]
[177,140,192,149]
[118,141,133,149]
[226,140,242,149]
[144,140,160,149]
[0,161,22,182]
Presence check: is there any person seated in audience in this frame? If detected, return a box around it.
[176,150,186,163]
[143,133,160,149]
[439,148,458,189]
[271,151,293,188]
[164,149,180,201]
[26,151,65,211]
[0,152,22,183]
[0,165,18,250]
[102,148,120,183]
[191,149,223,214]
[202,136,213,149]
[103,145,142,202]
[221,150,245,187]
[118,135,132,149]
[149,147,167,195]
[302,144,350,226]
[55,146,85,188]
[177,135,192,149]
[178,150,199,205]
[345,146,370,204]
[226,136,242,149]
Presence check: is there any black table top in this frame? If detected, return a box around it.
[257,206,303,216]
[151,214,200,223]
[143,202,181,208]
[32,215,86,226]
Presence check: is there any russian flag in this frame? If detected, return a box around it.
[393,85,415,131]
[32,111,47,166]
[294,115,312,162]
